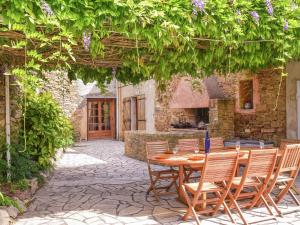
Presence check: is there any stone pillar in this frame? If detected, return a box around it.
[209,99,235,139]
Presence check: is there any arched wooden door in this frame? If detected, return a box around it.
[87,99,115,140]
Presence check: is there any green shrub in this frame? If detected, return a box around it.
[0,72,74,184]
[0,191,21,211]
[10,179,29,192]
[0,144,40,183]
[20,92,74,169]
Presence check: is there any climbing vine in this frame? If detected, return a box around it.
[0,0,299,85]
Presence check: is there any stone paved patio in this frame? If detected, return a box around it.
[15,140,300,225]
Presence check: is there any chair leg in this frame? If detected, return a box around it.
[214,190,236,224]
[276,181,294,204]
[147,176,158,194]
[183,169,189,182]
[185,170,193,182]
[257,194,275,217]
[183,207,193,221]
[233,200,249,225]
[191,206,202,225]
[166,175,178,192]
[182,186,192,219]
[264,193,282,217]
[288,189,300,206]
[181,185,201,224]
[222,201,236,224]
[228,192,249,225]
[147,176,160,201]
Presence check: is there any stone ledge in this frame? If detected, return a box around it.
[124,130,206,161]
[0,208,10,225]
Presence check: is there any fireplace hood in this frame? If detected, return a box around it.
[169,76,225,109]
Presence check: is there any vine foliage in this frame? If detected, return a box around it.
[0,0,299,85]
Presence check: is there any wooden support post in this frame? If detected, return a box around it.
[4,69,11,182]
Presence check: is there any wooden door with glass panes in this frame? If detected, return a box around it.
[87,99,115,139]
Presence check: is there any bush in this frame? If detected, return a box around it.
[10,179,30,192]
[20,92,74,169]
[0,191,21,211]
[0,72,74,186]
[0,144,40,183]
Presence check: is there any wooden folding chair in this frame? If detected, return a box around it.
[200,137,224,152]
[178,138,199,152]
[146,141,179,201]
[227,149,278,225]
[181,151,239,225]
[262,144,300,216]
[178,138,200,182]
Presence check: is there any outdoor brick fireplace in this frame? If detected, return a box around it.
[170,108,209,130]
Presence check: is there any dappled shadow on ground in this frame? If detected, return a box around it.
[15,140,300,225]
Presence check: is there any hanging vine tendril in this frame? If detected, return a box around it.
[23,35,27,152]
[134,22,140,72]
[273,38,286,111]
[228,45,232,76]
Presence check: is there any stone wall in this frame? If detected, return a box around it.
[209,99,235,139]
[233,70,286,144]
[154,78,180,131]
[153,71,286,143]
[0,68,21,146]
[43,71,84,141]
[124,130,206,161]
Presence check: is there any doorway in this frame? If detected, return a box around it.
[87,99,115,140]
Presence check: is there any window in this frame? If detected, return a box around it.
[123,98,131,131]
[137,95,146,130]
[239,80,254,110]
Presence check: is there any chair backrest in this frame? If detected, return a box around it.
[246,149,278,178]
[201,152,239,183]
[280,139,300,145]
[202,137,224,149]
[266,144,300,196]
[178,138,199,152]
[279,144,300,173]
[146,141,169,157]
[280,139,300,152]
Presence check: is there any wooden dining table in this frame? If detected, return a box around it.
[148,151,206,204]
[147,147,281,207]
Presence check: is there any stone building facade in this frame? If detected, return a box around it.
[117,80,156,139]
[233,70,286,143]
[120,68,288,145]
[0,68,116,143]
[43,71,83,140]
[44,72,117,141]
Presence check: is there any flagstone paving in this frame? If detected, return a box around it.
[15,140,300,225]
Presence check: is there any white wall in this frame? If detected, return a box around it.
[286,62,300,139]
[119,80,156,133]
[297,80,300,139]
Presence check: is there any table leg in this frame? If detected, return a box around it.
[202,193,207,209]
[178,165,186,203]
[178,165,207,209]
